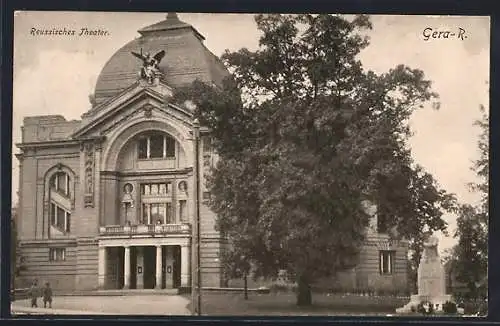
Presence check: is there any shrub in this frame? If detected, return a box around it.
[462,299,488,315]
[442,301,458,314]
[479,300,488,315]
[417,301,434,315]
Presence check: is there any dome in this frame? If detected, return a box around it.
[90,13,229,109]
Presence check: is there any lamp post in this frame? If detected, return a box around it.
[242,255,248,300]
[191,118,202,315]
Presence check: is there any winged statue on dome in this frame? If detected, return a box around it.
[131,49,166,84]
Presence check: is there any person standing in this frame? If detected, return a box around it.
[29,280,39,308]
[42,282,53,308]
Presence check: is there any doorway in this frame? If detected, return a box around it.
[143,246,156,289]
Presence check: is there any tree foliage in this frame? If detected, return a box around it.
[173,14,456,304]
[448,106,488,300]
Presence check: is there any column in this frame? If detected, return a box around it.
[64,211,68,232]
[181,245,190,287]
[163,135,167,158]
[156,245,163,289]
[165,246,174,288]
[65,173,69,195]
[124,246,131,289]
[136,247,144,289]
[388,252,392,274]
[147,137,151,158]
[98,247,107,289]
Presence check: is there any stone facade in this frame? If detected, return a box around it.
[15,14,226,292]
[14,14,408,293]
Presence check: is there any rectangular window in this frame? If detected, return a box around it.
[142,204,149,224]
[150,203,160,224]
[141,183,171,196]
[138,135,176,159]
[159,183,167,195]
[138,137,148,159]
[379,250,395,275]
[50,203,56,225]
[377,212,389,234]
[165,136,175,157]
[56,207,65,230]
[159,204,166,224]
[49,248,66,261]
[57,174,66,195]
[166,203,173,224]
[149,134,164,158]
[66,174,70,196]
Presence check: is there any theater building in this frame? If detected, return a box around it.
[14,13,409,293]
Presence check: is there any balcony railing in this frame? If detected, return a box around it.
[99,223,191,236]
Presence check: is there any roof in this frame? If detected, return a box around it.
[89,13,228,114]
[138,13,205,40]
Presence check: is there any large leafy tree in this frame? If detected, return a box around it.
[448,105,488,300]
[173,14,455,305]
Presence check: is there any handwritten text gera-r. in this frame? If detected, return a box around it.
[422,27,467,41]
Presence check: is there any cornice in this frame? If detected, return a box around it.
[16,139,80,149]
[20,238,78,247]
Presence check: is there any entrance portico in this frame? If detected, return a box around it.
[98,236,190,290]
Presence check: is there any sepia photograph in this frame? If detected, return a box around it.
[10,11,489,317]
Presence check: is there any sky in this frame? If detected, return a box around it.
[12,12,490,253]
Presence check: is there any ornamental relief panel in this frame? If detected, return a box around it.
[82,142,95,207]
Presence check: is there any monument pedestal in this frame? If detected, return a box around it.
[396,235,462,314]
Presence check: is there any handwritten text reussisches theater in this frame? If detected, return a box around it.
[30,27,109,36]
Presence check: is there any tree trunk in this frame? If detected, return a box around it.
[296,274,312,306]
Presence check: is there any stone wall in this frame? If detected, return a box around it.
[200,236,223,287]
[22,116,81,143]
[75,238,99,291]
[18,239,77,291]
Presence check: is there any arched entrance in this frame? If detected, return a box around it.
[98,116,194,291]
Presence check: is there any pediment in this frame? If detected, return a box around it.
[72,82,193,139]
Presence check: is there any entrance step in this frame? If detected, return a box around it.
[56,289,180,296]
[97,289,180,296]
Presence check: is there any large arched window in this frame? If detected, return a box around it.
[48,171,73,236]
[137,131,176,160]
